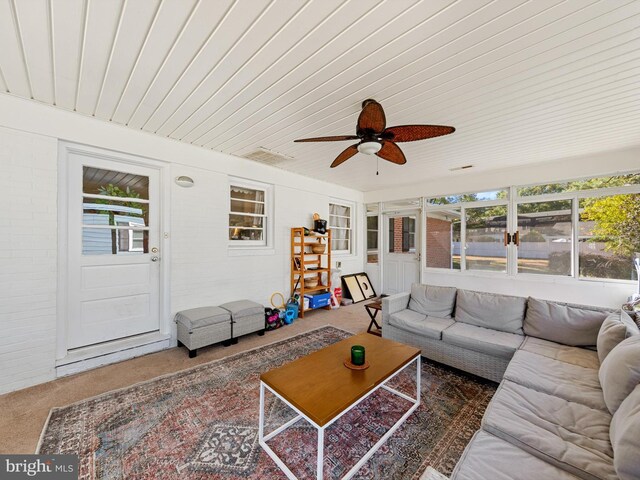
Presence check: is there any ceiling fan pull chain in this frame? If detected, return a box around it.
[376,156,379,175]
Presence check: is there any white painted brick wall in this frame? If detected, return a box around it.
[170,166,364,318]
[0,95,365,395]
[0,127,58,394]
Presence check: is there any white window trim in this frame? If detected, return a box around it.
[228,177,274,252]
[330,199,356,256]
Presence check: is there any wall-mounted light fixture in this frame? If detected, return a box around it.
[175,176,194,188]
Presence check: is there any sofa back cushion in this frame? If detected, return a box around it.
[610,384,640,480]
[408,284,457,319]
[597,310,639,363]
[524,297,612,346]
[454,290,526,335]
[599,335,640,414]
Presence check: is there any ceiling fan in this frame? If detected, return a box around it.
[294,99,455,168]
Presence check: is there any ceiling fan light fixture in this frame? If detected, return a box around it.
[357,141,382,155]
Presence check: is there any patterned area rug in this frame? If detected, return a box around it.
[38,326,496,479]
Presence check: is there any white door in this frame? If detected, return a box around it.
[66,152,161,349]
[383,211,421,295]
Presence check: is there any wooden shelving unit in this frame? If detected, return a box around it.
[291,227,332,318]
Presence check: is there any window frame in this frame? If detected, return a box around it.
[329,200,355,256]
[228,178,273,249]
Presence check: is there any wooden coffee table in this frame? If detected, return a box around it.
[259,333,421,479]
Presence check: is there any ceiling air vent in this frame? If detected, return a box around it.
[449,164,473,171]
[242,147,294,166]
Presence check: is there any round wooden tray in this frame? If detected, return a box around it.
[343,358,370,370]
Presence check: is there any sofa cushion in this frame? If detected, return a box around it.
[504,350,606,411]
[407,283,457,319]
[524,297,612,346]
[599,335,640,414]
[597,310,639,363]
[389,310,454,340]
[610,384,640,480]
[483,380,615,480]
[454,289,526,334]
[519,336,600,369]
[442,322,523,359]
[451,430,582,480]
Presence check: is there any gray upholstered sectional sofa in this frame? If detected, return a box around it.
[382,284,640,480]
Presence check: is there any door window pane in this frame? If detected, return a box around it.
[83,166,149,199]
[579,194,640,281]
[82,168,149,255]
[367,215,379,263]
[517,200,572,275]
[83,228,149,255]
[465,206,507,272]
[426,210,461,269]
[83,198,147,226]
[388,216,416,254]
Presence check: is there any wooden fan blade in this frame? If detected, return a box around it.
[376,141,406,165]
[357,99,386,135]
[330,144,359,168]
[294,135,359,142]
[383,125,455,142]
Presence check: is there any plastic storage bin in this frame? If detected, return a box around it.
[304,292,331,309]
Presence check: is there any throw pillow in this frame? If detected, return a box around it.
[610,384,640,480]
[597,310,640,363]
[599,335,640,414]
[408,284,457,319]
[524,297,612,346]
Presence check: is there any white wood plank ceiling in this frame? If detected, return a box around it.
[1,0,639,191]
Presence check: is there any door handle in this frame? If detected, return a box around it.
[151,256,159,262]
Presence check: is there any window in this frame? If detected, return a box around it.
[427,189,508,205]
[229,181,269,246]
[367,204,379,263]
[330,202,354,254]
[578,194,640,281]
[517,200,572,276]
[465,205,507,272]
[517,174,640,196]
[426,209,461,269]
[420,173,640,283]
[425,190,508,272]
[518,175,640,281]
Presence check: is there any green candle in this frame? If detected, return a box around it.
[351,345,365,366]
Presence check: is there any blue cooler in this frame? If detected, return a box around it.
[304,292,331,309]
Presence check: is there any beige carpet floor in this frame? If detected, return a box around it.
[0,304,371,454]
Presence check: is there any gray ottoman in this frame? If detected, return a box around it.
[175,306,232,358]
[220,300,265,343]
